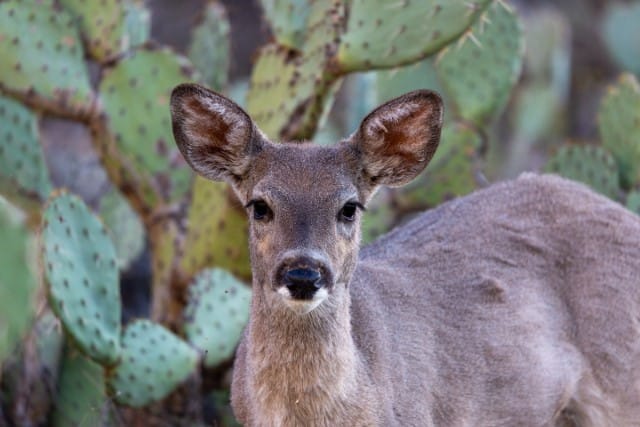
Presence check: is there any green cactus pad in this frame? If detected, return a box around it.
[337,0,491,72]
[108,319,199,407]
[435,1,524,125]
[180,178,251,281]
[626,191,640,216]
[603,2,640,76]
[98,188,145,271]
[188,1,230,92]
[0,202,36,362]
[97,47,197,212]
[184,268,251,367]
[124,1,151,49]
[545,145,620,200]
[0,0,94,117]
[260,0,313,49]
[598,73,640,190]
[51,346,114,427]
[41,192,121,365]
[0,95,52,216]
[59,0,127,62]
[401,122,482,208]
[247,1,345,140]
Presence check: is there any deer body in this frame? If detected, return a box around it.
[171,85,640,426]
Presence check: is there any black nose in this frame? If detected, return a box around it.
[284,268,322,300]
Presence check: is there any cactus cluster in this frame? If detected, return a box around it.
[545,73,640,211]
[38,192,249,414]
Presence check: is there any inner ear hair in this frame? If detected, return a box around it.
[170,83,261,184]
[355,90,444,189]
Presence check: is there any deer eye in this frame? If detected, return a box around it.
[247,200,272,221]
[339,202,361,222]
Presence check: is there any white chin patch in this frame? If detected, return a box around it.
[276,287,329,315]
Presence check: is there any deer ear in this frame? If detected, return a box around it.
[349,90,443,189]
[170,83,265,186]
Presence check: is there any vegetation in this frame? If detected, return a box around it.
[1,0,638,425]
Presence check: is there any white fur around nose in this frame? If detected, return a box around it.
[277,287,329,315]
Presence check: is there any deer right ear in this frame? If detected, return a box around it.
[348,90,443,192]
[170,83,264,186]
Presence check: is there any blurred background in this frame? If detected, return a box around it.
[1,0,639,425]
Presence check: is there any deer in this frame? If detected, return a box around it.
[170,83,640,427]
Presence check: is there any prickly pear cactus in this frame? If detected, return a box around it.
[123,0,151,49]
[0,201,36,362]
[59,0,128,62]
[336,0,492,72]
[259,0,313,50]
[247,1,345,139]
[545,145,621,200]
[180,178,251,281]
[108,319,199,407]
[602,2,640,76]
[97,47,198,212]
[435,1,524,125]
[0,0,94,117]
[41,192,121,365]
[0,95,52,218]
[52,346,114,427]
[598,73,640,190]
[188,1,230,92]
[98,188,145,271]
[184,268,251,367]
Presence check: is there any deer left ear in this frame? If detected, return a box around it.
[348,90,443,190]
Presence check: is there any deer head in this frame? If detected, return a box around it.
[170,84,443,315]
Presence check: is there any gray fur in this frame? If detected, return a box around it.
[171,84,640,426]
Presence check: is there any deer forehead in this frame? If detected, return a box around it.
[249,142,360,206]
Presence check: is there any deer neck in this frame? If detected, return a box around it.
[246,283,368,423]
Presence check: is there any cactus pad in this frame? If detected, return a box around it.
[41,192,121,365]
[0,95,52,216]
[52,346,114,427]
[337,0,491,72]
[0,0,94,117]
[180,178,251,281]
[98,188,145,271]
[184,268,251,367]
[603,2,640,76]
[260,0,313,49]
[545,145,620,200]
[188,1,230,92]
[124,1,151,49]
[59,0,127,62]
[108,319,199,407]
[435,1,524,125]
[247,1,345,139]
[97,47,197,211]
[598,73,640,190]
[0,202,36,362]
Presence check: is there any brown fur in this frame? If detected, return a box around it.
[171,84,640,426]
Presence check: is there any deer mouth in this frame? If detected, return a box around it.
[276,286,329,314]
